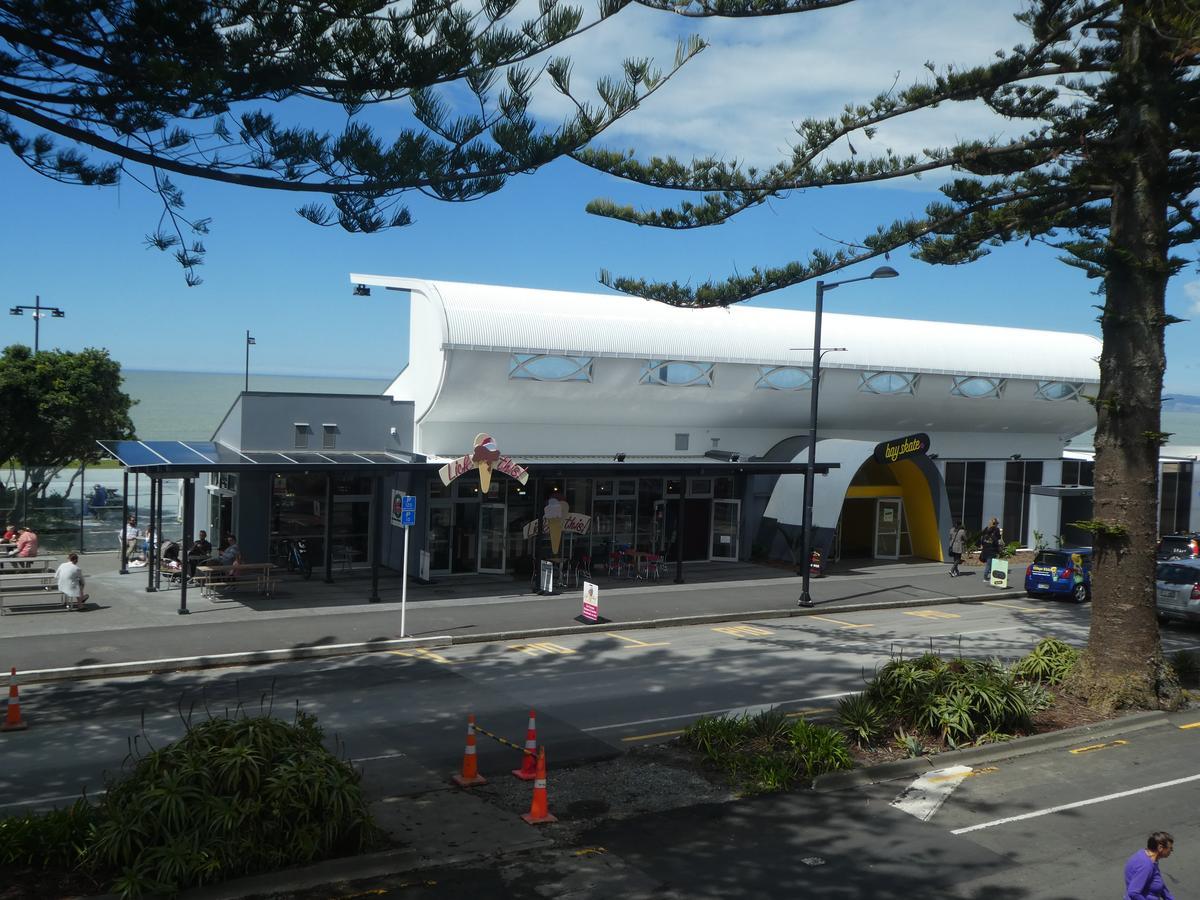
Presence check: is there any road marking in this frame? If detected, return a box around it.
[1178,721,1200,730]
[575,847,608,856]
[809,615,873,629]
[606,632,670,648]
[985,601,1049,614]
[892,766,973,821]
[622,729,686,742]
[510,642,576,656]
[0,789,105,810]
[713,624,774,638]
[950,772,1200,834]
[621,706,835,742]
[928,766,997,783]
[584,691,859,732]
[390,648,450,664]
[904,610,962,620]
[353,752,408,763]
[1069,739,1128,754]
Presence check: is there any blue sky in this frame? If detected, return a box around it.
[1,1,1197,390]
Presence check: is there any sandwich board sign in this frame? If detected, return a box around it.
[575,581,608,625]
[989,558,1010,589]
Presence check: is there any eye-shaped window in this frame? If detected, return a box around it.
[640,360,714,387]
[859,372,918,395]
[509,354,593,382]
[755,366,813,391]
[1035,381,1082,401]
[951,376,1005,399]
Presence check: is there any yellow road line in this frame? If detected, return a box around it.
[904,610,962,620]
[1070,739,1128,754]
[389,648,450,664]
[786,707,833,718]
[985,601,1049,613]
[1178,721,1200,730]
[928,766,999,783]
[621,728,686,742]
[606,632,670,648]
[509,642,576,656]
[574,847,608,857]
[809,615,873,629]
[713,624,774,638]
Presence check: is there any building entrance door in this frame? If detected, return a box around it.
[874,498,903,559]
[479,503,506,572]
[711,500,740,560]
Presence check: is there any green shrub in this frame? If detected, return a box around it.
[0,710,380,900]
[1013,637,1080,685]
[681,710,851,793]
[893,728,924,758]
[836,693,887,747]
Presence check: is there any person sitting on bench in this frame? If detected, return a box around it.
[55,552,88,610]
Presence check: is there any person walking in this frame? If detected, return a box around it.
[55,552,88,611]
[1124,831,1175,900]
[980,517,1002,581]
[948,521,967,577]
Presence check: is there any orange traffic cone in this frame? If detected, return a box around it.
[2,667,28,732]
[512,708,539,781]
[451,713,487,787]
[521,748,557,824]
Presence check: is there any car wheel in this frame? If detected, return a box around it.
[1072,582,1090,604]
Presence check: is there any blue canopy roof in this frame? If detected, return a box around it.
[98,441,428,474]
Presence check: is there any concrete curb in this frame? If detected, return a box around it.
[812,709,1171,792]
[13,589,1030,683]
[17,636,454,684]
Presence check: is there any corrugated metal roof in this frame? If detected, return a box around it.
[351,275,1102,382]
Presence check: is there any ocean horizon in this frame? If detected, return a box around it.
[123,370,392,442]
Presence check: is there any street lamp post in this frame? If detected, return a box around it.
[9,296,66,353]
[798,266,898,608]
[244,331,256,393]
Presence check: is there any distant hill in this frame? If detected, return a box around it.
[1163,394,1200,413]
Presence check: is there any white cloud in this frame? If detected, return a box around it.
[521,0,1033,168]
[1185,281,1200,315]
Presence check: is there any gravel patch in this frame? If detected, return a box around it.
[468,743,736,843]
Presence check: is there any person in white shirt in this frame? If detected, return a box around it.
[122,516,142,564]
[55,552,88,610]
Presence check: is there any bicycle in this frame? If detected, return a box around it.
[276,537,312,579]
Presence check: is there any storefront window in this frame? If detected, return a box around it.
[714,476,734,499]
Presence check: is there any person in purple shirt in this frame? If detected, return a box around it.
[1125,831,1175,900]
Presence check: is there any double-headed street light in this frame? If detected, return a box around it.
[9,295,66,353]
[798,265,899,608]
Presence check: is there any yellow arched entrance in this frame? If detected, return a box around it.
[842,458,942,561]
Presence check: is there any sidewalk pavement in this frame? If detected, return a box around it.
[0,551,1024,679]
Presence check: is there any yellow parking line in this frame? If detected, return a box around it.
[928,765,999,783]
[1069,739,1128,754]
[904,610,962,619]
[621,728,686,742]
[809,615,873,629]
[713,624,774,638]
[509,642,576,656]
[986,601,1049,613]
[389,648,451,664]
[1178,721,1200,730]
[607,632,670,648]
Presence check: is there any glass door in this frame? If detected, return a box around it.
[428,503,452,573]
[874,498,902,559]
[711,500,740,560]
[452,500,479,573]
[480,503,506,572]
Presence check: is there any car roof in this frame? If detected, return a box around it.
[1159,558,1200,568]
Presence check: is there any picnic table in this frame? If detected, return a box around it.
[194,563,279,599]
[0,556,59,574]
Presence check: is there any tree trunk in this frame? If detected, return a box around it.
[1074,1,1176,709]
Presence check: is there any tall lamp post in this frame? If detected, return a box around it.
[9,296,66,353]
[798,265,899,608]
[244,330,256,393]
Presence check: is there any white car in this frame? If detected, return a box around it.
[1156,559,1200,623]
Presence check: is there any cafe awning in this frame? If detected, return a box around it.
[98,440,430,476]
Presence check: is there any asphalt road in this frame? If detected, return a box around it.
[6,600,1200,900]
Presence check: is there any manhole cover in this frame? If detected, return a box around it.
[566,799,611,818]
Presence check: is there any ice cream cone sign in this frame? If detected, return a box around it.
[472,433,501,493]
[438,434,528,491]
[545,494,569,556]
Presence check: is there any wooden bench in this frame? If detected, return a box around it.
[194,563,278,599]
[0,556,59,574]
[0,589,77,615]
[0,573,56,592]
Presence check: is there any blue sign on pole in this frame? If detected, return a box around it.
[401,496,416,511]
[400,494,417,527]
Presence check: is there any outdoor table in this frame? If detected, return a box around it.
[0,556,58,573]
[194,563,279,598]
